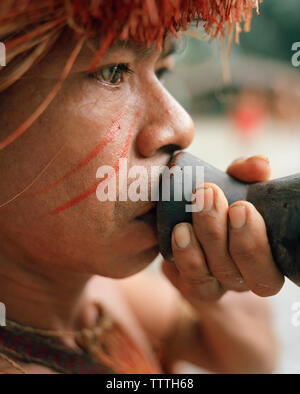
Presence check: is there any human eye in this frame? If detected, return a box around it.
[91,63,133,87]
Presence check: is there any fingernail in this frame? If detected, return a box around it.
[229,204,246,229]
[174,223,191,249]
[247,155,270,164]
[196,186,214,212]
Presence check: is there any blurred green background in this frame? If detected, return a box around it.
[166,0,300,118]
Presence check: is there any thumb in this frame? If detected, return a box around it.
[226,155,271,183]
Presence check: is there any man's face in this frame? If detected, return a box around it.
[0,32,194,278]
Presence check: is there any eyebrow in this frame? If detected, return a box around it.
[127,38,179,60]
[91,35,179,61]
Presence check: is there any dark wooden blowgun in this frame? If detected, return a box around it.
[157,152,300,287]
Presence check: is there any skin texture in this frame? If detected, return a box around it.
[0,31,283,373]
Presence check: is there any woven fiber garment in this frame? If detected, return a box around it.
[0,303,162,374]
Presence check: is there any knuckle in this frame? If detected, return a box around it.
[230,239,257,261]
[201,221,224,243]
[213,269,245,287]
[212,267,236,282]
[212,269,248,291]
[184,274,215,287]
[180,257,201,274]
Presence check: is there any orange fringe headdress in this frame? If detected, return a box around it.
[0,0,262,150]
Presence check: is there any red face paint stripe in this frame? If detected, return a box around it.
[48,112,138,215]
[95,112,136,196]
[31,111,124,197]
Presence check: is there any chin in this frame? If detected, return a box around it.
[128,245,160,275]
[105,245,160,279]
[136,245,160,266]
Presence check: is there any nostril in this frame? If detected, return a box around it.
[161,144,181,154]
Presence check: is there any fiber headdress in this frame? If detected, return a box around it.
[0,0,261,150]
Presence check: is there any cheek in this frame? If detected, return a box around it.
[28,83,135,214]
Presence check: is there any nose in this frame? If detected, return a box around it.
[136,84,195,157]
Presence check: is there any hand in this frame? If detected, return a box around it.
[161,155,284,308]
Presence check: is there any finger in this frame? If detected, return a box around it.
[192,183,249,292]
[227,155,271,183]
[161,259,181,289]
[171,222,224,302]
[228,201,285,297]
